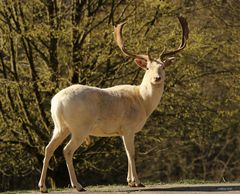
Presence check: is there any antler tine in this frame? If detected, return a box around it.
[160,16,189,60]
[147,48,153,62]
[114,22,149,61]
[159,46,166,60]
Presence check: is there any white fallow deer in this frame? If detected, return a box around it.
[38,16,189,192]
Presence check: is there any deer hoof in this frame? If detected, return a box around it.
[76,187,86,192]
[128,182,135,187]
[73,183,86,192]
[39,186,48,193]
[128,182,145,187]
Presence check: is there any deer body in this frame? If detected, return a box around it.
[39,16,188,192]
[52,77,164,138]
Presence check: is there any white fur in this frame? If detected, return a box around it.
[38,60,166,192]
[39,16,188,191]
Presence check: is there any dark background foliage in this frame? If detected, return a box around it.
[0,0,239,191]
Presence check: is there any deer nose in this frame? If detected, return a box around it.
[154,76,161,82]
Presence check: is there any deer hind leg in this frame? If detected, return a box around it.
[63,135,86,192]
[38,128,69,193]
[122,134,145,187]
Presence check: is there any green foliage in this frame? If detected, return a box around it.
[0,0,239,191]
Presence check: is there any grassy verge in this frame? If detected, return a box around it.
[2,180,240,193]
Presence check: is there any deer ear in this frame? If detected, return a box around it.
[163,57,175,67]
[134,59,148,70]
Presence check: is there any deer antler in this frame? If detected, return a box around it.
[114,22,151,61]
[160,16,189,60]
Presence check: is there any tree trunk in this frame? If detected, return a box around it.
[71,0,86,84]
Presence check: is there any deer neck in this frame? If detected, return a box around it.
[139,73,164,117]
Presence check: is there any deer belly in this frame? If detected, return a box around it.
[89,118,123,137]
[89,128,121,137]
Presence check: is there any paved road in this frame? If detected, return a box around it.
[22,183,240,194]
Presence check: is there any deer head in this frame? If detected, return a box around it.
[114,16,189,85]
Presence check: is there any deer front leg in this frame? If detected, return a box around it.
[122,134,145,187]
[126,160,132,184]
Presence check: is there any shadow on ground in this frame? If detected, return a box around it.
[122,185,240,192]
